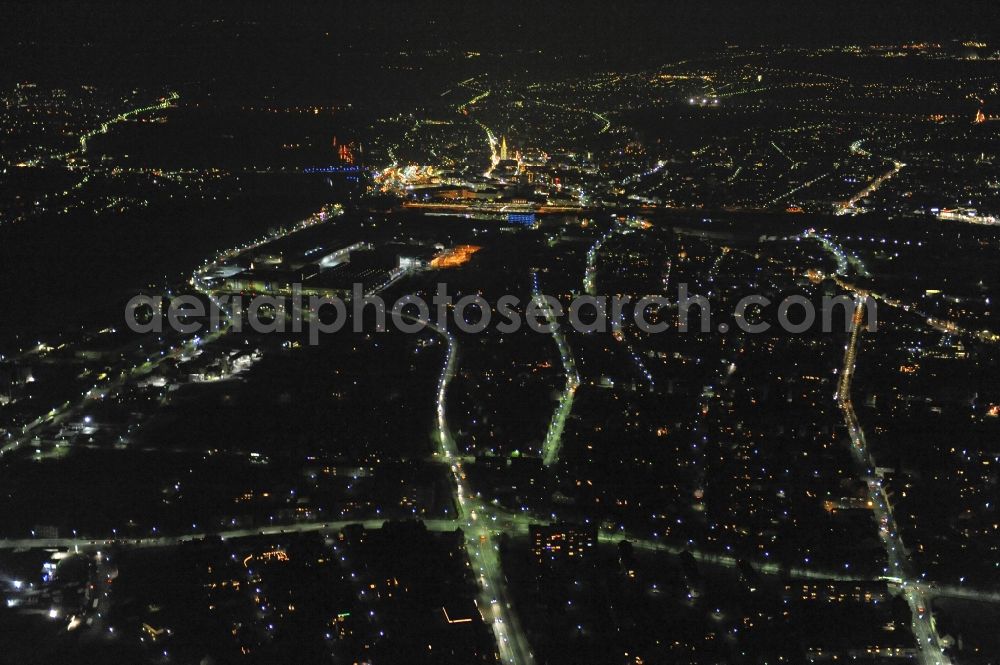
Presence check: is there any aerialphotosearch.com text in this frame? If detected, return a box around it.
[125,282,877,344]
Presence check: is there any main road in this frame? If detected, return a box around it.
[403,313,536,665]
[532,270,579,467]
[837,297,951,665]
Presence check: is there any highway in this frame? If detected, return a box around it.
[6,511,998,606]
[0,519,457,551]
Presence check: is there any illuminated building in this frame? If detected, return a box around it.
[783,581,889,604]
[530,523,596,563]
[507,212,536,227]
[430,245,481,269]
